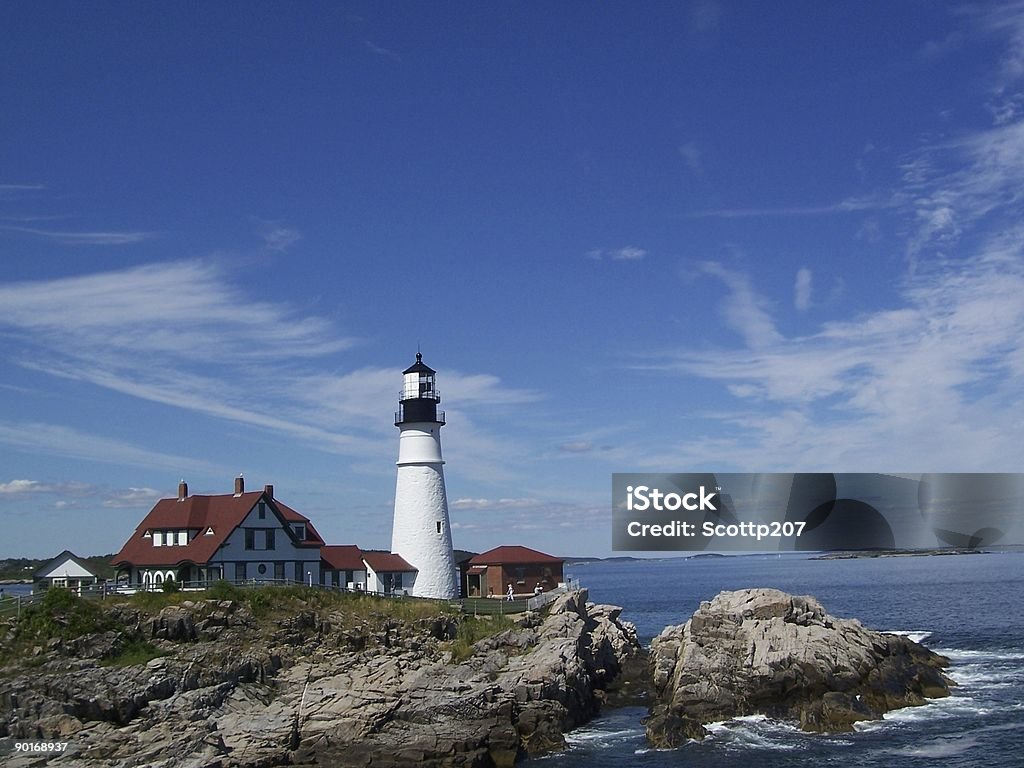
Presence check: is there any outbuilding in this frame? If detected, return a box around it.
[34,550,102,592]
[466,545,564,598]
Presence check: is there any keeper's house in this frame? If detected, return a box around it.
[111,478,325,589]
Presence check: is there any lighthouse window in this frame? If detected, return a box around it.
[436,521,442,534]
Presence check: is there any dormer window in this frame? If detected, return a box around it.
[294,524,306,540]
[153,531,163,546]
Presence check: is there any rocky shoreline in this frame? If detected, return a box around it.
[1,589,642,767]
[1,586,958,765]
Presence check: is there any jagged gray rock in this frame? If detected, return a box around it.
[646,588,953,746]
[0,590,642,767]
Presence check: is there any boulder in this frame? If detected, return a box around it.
[646,588,953,746]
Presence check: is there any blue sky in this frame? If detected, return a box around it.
[3,2,1024,559]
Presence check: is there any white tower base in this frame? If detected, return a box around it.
[392,460,457,599]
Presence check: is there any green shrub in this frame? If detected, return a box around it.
[205,580,242,601]
[161,579,181,593]
[446,615,517,662]
[102,638,164,667]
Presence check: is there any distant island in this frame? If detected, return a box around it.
[811,548,985,560]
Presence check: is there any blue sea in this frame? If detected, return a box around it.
[544,552,1024,767]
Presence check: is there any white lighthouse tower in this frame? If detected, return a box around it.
[391,353,458,599]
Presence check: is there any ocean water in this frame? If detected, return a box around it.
[542,552,1024,767]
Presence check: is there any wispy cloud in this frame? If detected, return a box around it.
[678,141,702,173]
[899,120,1024,260]
[0,183,46,195]
[0,421,224,474]
[685,196,895,219]
[0,259,540,481]
[658,237,1024,470]
[587,245,648,261]
[252,217,302,251]
[0,477,163,512]
[690,0,721,34]
[0,225,158,245]
[365,40,401,61]
[0,260,347,361]
[262,227,302,251]
[696,262,782,348]
[0,479,47,494]
[794,267,813,311]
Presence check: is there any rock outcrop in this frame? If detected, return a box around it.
[646,588,953,746]
[0,590,641,767]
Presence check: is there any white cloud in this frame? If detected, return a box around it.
[794,268,813,311]
[662,242,1024,470]
[0,225,158,245]
[698,262,782,349]
[0,479,43,494]
[0,260,542,482]
[0,259,349,362]
[451,497,539,510]
[262,227,302,251]
[612,246,647,261]
[558,441,594,454]
[686,195,896,219]
[102,487,163,509]
[365,40,401,61]
[678,141,702,173]
[0,421,225,474]
[586,246,648,261]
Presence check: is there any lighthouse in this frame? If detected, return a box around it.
[391,353,458,599]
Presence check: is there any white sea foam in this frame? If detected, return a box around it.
[886,629,933,644]
[886,736,979,758]
[704,715,802,751]
[563,726,644,746]
[938,648,1024,661]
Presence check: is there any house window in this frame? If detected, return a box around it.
[153,531,163,547]
[436,521,442,534]
[245,529,255,550]
[257,564,267,576]
[294,561,303,582]
[204,527,214,536]
[266,529,275,550]
[177,530,187,546]
[294,524,305,540]
[345,570,354,586]
[258,502,266,519]
[274,562,285,580]
[394,573,403,590]
[235,563,246,581]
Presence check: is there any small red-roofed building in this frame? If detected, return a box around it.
[111,477,325,589]
[466,545,564,598]
[362,550,417,596]
[320,545,368,590]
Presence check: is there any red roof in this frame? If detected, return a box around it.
[321,545,365,571]
[111,489,323,568]
[469,545,563,566]
[362,551,417,573]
